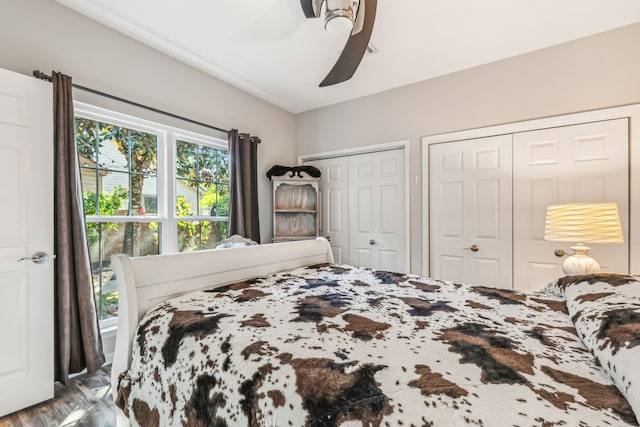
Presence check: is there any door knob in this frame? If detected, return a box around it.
[369,239,376,245]
[17,252,56,264]
[463,244,480,252]
[554,248,566,257]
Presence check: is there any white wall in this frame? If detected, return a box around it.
[0,0,296,243]
[3,1,640,271]
[295,22,640,273]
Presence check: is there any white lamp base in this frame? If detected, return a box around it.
[562,244,600,275]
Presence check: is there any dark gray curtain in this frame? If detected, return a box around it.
[52,71,105,384]
[228,129,261,243]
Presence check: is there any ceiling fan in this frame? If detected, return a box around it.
[300,0,377,87]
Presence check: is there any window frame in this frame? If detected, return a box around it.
[74,102,229,329]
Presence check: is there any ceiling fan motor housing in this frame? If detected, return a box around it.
[324,0,359,35]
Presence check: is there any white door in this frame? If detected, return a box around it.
[430,135,513,288]
[349,149,406,272]
[0,68,54,416]
[303,157,350,263]
[513,119,629,291]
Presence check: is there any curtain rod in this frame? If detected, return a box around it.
[33,70,230,135]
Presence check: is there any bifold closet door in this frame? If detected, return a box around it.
[306,149,407,271]
[513,118,629,291]
[349,149,406,271]
[303,156,350,263]
[429,135,513,288]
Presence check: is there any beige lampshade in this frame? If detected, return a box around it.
[544,202,623,243]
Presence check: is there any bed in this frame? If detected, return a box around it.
[111,238,640,426]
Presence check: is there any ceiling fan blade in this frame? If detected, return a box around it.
[351,0,365,35]
[319,0,376,87]
[300,0,323,18]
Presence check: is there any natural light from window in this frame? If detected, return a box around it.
[74,103,229,325]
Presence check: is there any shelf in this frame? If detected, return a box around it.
[272,175,319,241]
[273,236,317,241]
[274,183,317,211]
[275,209,317,213]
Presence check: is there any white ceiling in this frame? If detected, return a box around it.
[56,0,640,114]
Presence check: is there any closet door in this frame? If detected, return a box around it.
[303,157,349,263]
[349,149,406,271]
[513,119,629,291]
[430,135,513,288]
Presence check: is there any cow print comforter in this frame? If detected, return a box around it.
[115,264,639,426]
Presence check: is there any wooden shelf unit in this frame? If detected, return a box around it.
[271,172,319,243]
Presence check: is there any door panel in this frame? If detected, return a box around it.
[475,180,499,239]
[430,135,513,288]
[513,119,629,291]
[380,185,398,233]
[0,67,54,416]
[441,255,464,283]
[303,157,349,263]
[530,178,558,241]
[349,149,406,272]
[473,257,500,286]
[355,186,373,232]
[0,269,27,374]
[0,147,23,241]
[379,249,398,271]
[356,248,373,267]
[441,182,463,237]
[328,189,344,232]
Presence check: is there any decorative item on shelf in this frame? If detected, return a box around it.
[544,202,623,275]
[266,164,321,180]
[268,165,321,243]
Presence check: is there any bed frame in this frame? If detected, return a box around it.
[109,237,334,402]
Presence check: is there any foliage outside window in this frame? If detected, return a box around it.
[175,140,229,251]
[75,109,229,323]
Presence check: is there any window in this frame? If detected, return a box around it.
[75,104,229,324]
[175,140,229,251]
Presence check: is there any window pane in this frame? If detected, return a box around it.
[217,184,230,217]
[100,171,130,216]
[97,123,128,171]
[176,140,196,180]
[81,170,99,216]
[130,130,157,174]
[131,173,158,216]
[93,269,118,319]
[215,149,230,184]
[176,179,197,217]
[75,117,98,165]
[200,182,217,216]
[198,145,217,182]
[177,220,228,252]
[143,195,158,216]
[87,222,160,320]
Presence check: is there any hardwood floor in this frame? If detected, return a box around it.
[0,366,116,427]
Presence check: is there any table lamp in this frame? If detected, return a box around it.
[544,202,623,275]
